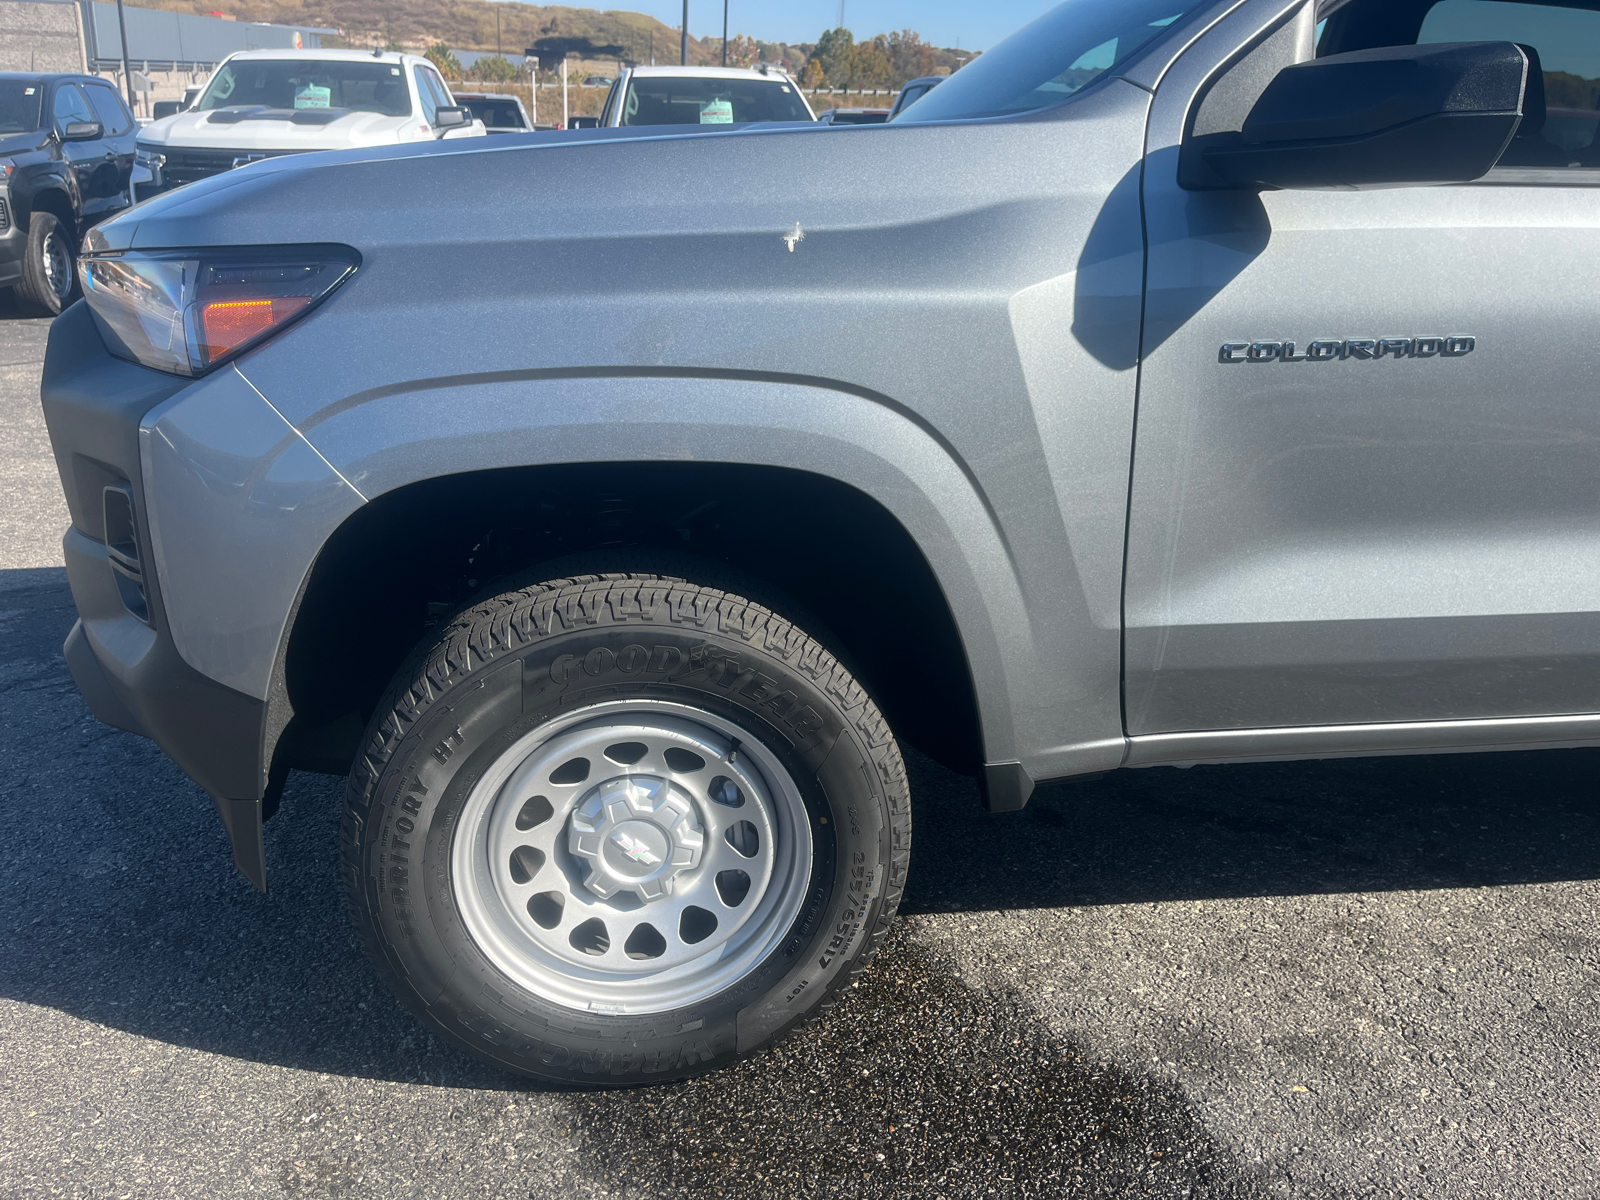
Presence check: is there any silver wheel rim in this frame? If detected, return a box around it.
[451,699,813,1014]
[40,230,70,299]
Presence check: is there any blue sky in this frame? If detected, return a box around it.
[608,1,1065,52]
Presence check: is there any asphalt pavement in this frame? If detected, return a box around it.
[2,306,1598,1199]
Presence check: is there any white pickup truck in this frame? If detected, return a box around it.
[134,48,484,197]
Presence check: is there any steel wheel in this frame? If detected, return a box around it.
[451,699,813,1014]
[40,228,70,302]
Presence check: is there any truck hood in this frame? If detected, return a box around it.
[138,106,427,151]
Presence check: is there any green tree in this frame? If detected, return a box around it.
[814,27,855,89]
[426,42,463,80]
[382,40,405,52]
[470,54,518,83]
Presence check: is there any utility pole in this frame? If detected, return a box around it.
[837,1,845,30]
[495,9,500,57]
[561,57,568,127]
[680,0,688,65]
[721,0,728,67]
[114,0,134,110]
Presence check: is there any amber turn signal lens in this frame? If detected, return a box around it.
[199,297,312,364]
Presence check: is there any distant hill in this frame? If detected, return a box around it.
[94,0,792,68]
[91,0,972,85]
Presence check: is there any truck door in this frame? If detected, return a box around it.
[48,83,98,213]
[82,80,137,211]
[1125,0,1600,736]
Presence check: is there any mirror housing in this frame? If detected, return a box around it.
[1204,41,1528,190]
[61,120,103,142]
[433,106,469,129]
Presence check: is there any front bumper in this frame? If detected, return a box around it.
[0,194,27,287]
[42,302,271,887]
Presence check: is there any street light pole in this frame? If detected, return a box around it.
[721,0,728,67]
[114,0,135,111]
[681,0,688,66]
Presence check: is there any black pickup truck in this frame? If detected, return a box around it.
[0,73,136,315]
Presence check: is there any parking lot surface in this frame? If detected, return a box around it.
[2,310,1598,1199]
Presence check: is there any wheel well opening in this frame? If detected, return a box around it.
[26,188,73,233]
[276,462,982,780]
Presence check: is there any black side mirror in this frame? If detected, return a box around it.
[61,120,103,142]
[433,106,469,129]
[1205,41,1528,190]
[152,101,181,120]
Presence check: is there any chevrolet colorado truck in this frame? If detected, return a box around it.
[42,0,1600,1086]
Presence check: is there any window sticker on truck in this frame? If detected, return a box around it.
[1218,337,1476,362]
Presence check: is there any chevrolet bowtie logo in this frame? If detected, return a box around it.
[612,830,660,865]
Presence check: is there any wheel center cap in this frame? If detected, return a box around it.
[568,776,705,902]
[606,821,669,875]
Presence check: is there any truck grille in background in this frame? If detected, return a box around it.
[159,147,295,188]
[0,200,10,231]
[103,482,149,623]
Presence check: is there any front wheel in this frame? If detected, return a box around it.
[341,571,910,1085]
[13,211,76,317]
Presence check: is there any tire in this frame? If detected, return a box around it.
[13,210,76,317]
[341,570,911,1086]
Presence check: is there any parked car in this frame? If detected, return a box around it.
[0,72,135,315]
[566,114,600,129]
[46,0,1600,1090]
[582,75,613,88]
[133,49,484,198]
[596,65,815,126]
[887,74,943,120]
[815,107,890,125]
[453,92,534,134]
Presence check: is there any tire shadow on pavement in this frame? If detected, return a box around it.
[902,742,1600,915]
[558,921,1272,1200]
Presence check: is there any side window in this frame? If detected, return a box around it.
[51,83,95,133]
[412,66,440,123]
[426,69,454,108]
[1321,0,1600,171]
[85,83,133,136]
[1418,0,1600,167]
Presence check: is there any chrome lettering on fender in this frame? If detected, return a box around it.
[1219,337,1475,363]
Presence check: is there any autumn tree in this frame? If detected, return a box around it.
[853,34,893,90]
[888,29,937,81]
[799,57,825,89]
[722,33,760,68]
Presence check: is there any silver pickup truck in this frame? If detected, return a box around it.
[41,0,1600,1086]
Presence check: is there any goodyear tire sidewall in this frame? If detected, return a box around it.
[358,616,898,1085]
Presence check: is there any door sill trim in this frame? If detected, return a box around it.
[1125,712,1600,768]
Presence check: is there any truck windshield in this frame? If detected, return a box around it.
[621,77,812,125]
[0,80,41,133]
[905,0,1207,121]
[197,60,414,117]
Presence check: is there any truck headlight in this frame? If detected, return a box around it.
[78,246,359,377]
[134,147,165,171]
